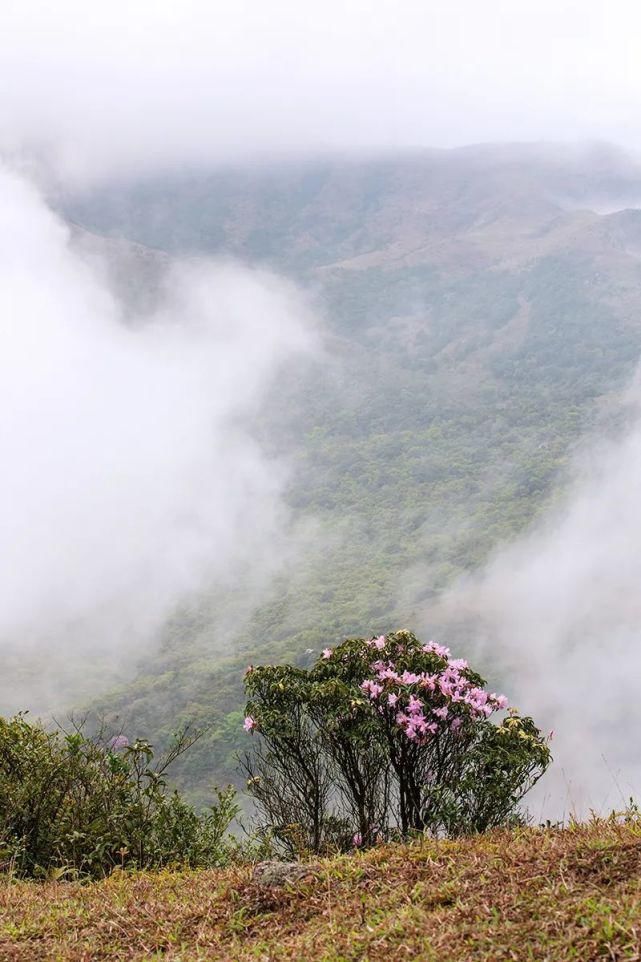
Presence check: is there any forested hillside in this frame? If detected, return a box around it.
[62,144,641,798]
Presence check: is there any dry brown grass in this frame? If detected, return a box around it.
[3,818,641,960]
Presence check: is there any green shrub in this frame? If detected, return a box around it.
[0,714,238,878]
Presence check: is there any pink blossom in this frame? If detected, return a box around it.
[360,679,384,699]
[400,670,421,685]
[322,648,333,659]
[449,658,468,671]
[441,667,463,685]
[108,735,129,750]
[243,716,257,733]
[352,832,363,848]
[419,674,437,691]
[367,635,386,650]
[466,688,489,709]
[387,693,398,706]
[407,694,423,715]
[422,641,451,659]
[378,666,400,681]
[450,717,463,732]
[492,693,509,710]
[433,706,449,720]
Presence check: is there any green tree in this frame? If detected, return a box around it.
[242,630,551,854]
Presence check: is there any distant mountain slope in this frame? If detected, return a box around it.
[65,142,641,269]
[60,144,641,798]
[68,224,170,317]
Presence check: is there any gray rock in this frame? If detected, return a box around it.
[252,860,316,887]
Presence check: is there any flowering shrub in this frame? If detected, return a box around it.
[242,630,551,854]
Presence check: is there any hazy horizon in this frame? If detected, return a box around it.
[3,0,641,186]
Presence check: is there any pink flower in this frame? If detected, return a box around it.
[367,635,386,650]
[400,670,421,685]
[433,706,449,720]
[422,641,450,659]
[387,693,398,706]
[450,717,463,732]
[378,666,400,681]
[352,832,363,848]
[243,716,257,733]
[449,658,468,671]
[360,679,383,699]
[466,688,489,709]
[322,648,333,659]
[108,735,129,750]
[407,694,423,715]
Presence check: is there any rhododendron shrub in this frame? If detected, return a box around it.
[242,630,551,854]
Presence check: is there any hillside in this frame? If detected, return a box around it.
[3,819,641,960]
[50,143,641,798]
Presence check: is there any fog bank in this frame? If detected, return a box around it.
[4,1,641,184]
[425,389,641,818]
[0,164,314,712]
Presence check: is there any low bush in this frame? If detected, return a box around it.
[242,629,551,855]
[0,714,238,878]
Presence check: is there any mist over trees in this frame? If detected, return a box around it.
[57,147,641,816]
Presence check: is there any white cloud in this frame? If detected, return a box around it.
[429,387,641,817]
[2,0,641,183]
[0,163,314,710]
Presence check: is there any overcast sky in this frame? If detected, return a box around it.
[2,0,641,182]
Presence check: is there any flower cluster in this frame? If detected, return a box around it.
[107,734,129,751]
[356,635,508,744]
[242,633,509,746]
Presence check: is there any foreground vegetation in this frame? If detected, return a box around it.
[3,817,641,960]
[1,632,549,878]
[0,716,239,878]
[244,630,550,853]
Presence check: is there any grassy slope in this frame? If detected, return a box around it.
[3,820,641,960]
